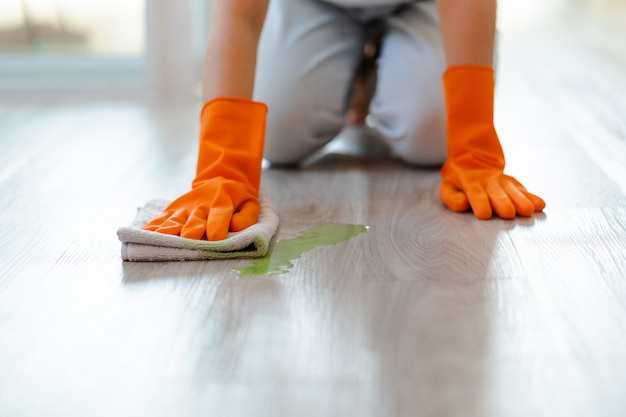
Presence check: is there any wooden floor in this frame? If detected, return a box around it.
[1,1,625,416]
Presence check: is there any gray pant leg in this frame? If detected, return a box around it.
[254,0,365,165]
[369,1,448,166]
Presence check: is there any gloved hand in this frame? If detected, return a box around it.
[439,65,545,219]
[143,97,267,240]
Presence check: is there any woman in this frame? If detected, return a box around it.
[144,0,545,241]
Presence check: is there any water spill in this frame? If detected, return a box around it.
[234,223,368,277]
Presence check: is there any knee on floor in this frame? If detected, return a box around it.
[374,110,447,167]
[262,106,343,166]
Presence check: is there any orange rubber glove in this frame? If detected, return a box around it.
[144,97,267,240]
[439,65,545,219]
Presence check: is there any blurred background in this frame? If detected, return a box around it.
[0,0,623,101]
[0,0,211,100]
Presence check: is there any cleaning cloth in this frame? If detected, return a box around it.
[117,192,279,262]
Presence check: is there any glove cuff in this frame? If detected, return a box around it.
[200,97,268,125]
[442,65,495,131]
[442,65,504,167]
[195,97,268,189]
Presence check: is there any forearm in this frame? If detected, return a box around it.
[202,0,269,101]
[435,0,496,67]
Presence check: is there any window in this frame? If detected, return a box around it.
[0,0,145,55]
[0,0,146,92]
[0,0,209,98]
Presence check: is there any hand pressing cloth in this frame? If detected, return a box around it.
[117,192,279,262]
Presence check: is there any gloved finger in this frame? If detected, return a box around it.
[180,206,209,240]
[151,209,188,235]
[206,206,234,241]
[522,191,546,212]
[439,182,470,213]
[465,183,493,220]
[486,180,516,219]
[143,210,175,231]
[508,177,546,212]
[230,199,261,232]
[503,181,535,217]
